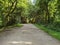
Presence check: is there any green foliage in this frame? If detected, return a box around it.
[0,0,60,33]
[14,23,23,27]
[0,0,29,28]
[35,24,60,40]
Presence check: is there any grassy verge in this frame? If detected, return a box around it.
[8,23,23,28]
[34,24,60,40]
[0,23,23,32]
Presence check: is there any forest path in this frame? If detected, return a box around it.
[0,24,60,45]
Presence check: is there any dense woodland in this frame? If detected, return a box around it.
[0,0,60,32]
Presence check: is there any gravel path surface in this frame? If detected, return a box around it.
[0,24,60,45]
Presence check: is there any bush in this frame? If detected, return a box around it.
[54,21,60,27]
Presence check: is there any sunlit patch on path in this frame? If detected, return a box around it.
[8,41,32,45]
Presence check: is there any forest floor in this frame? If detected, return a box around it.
[0,24,60,45]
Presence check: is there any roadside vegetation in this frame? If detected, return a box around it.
[35,24,60,40]
[0,0,60,40]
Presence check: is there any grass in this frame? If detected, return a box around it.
[0,23,23,32]
[34,24,60,40]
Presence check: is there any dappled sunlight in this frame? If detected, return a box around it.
[8,41,32,45]
[21,30,29,33]
[22,30,28,32]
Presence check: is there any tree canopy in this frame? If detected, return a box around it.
[0,0,60,31]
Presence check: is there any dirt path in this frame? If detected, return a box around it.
[0,24,60,45]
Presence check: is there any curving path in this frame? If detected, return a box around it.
[0,24,60,45]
